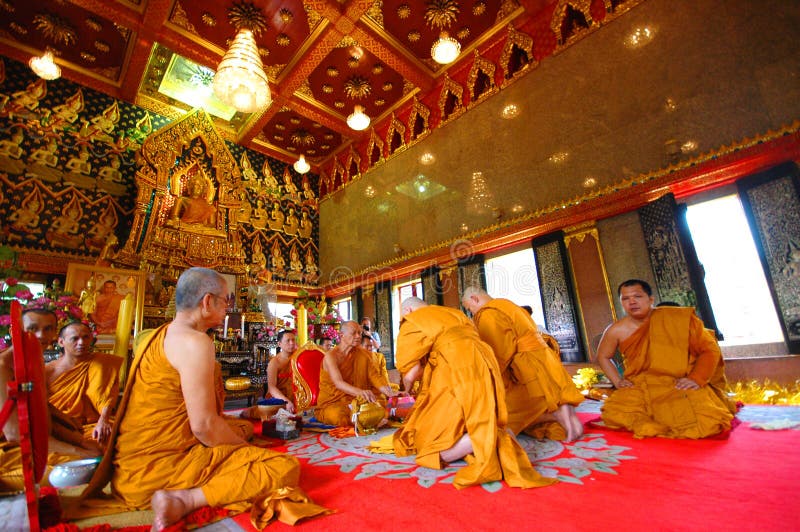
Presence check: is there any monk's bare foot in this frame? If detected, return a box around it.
[554,404,583,442]
[440,434,473,463]
[151,489,195,532]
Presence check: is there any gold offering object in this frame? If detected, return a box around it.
[225,376,251,391]
[350,399,385,435]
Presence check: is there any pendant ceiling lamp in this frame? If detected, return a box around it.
[213,28,271,113]
[293,154,310,174]
[29,51,61,80]
[431,32,461,64]
[347,105,371,131]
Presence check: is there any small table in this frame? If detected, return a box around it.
[224,385,261,407]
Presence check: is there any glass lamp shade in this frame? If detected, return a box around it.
[29,51,61,80]
[293,154,311,174]
[347,105,370,131]
[431,32,461,65]
[213,29,271,113]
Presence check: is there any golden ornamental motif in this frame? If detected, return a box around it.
[85,18,102,31]
[382,81,393,91]
[275,123,286,130]
[81,52,96,63]
[321,144,330,149]
[33,13,77,45]
[343,76,371,99]
[94,40,110,53]
[308,149,317,155]
[279,8,293,23]
[313,123,322,128]
[290,117,301,125]
[324,133,334,140]
[273,134,284,141]
[276,33,290,46]
[407,30,420,43]
[396,4,411,18]
[9,22,26,35]
[113,23,131,40]
[334,101,344,109]
[347,56,360,68]
[326,66,339,77]
[287,146,297,152]
[374,99,385,106]
[258,47,270,58]
[228,1,268,35]
[424,0,460,30]
[472,1,486,15]
[456,27,470,40]
[201,12,216,26]
[372,63,383,74]
[0,0,14,13]
[322,84,333,94]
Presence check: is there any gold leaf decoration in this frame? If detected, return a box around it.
[374,99,385,106]
[279,8,293,23]
[308,149,317,154]
[290,129,316,146]
[334,101,344,109]
[290,117,301,125]
[424,0,460,30]
[274,134,284,141]
[276,33,290,46]
[81,52,96,62]
[201,12,217,26]
[321,144,330,150]
[258,47,270,58]
[85,18,102,32]
[344,76,372,99]
[94,40,110,53]
[9,22,27,35]
[397,4,411,18]
[32,13,77,46]
[275,123,286,130]
[472,1,486,15]
[456,27,470,40]
[327,66,339,77]
[382,82,393,91]
[228,1,268,35]
[0,0,15,13]
[114,23,131,40]
[313,123,322,128]
[372,63,384,74]
[287,146,297,152]
[324,134,334,140]
[348,56,360,68]
[408,30,420,42]
[322,84,333,94]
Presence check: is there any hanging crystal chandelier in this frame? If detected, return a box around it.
[29,51,61,80]
[431,32,461,64]
[213,28,271,113]
[347,105,371,131]
[293,154,310,174]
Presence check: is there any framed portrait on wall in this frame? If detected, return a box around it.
[65,263,146,337]
[219,272,238,310]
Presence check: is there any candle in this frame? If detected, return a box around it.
[114,294,135,387]
[241,313,246,340]
[297,304,308,346]
[223,315,229,339]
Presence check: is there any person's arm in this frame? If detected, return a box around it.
[402,362,422,394]
[92,404,112,444]
[266,355,295,412]
[168,332,245,447]
[473,310,516,371]
[596,325,631,388]
[322,353,376,402]
[679,316,721,390]
[0,347,19,442]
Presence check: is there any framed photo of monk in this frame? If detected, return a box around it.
[65,263,146,338]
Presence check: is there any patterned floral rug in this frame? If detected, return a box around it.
[284,426,635,492]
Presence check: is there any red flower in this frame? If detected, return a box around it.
[4,277,17,286]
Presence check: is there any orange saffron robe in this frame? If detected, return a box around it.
[601,307,734,438]
[79,325,329,526]
[47,353,121,439]
[473,299,584,437]
[391,306,556,490]
[315,346,388,426]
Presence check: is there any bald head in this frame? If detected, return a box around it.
[175,267,226,311]
[461,286,492,315]
[400,296,427,317]
[341,320,360,335]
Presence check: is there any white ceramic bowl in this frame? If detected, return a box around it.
[49,457,102,488]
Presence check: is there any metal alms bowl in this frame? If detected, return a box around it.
[48,456,102,488]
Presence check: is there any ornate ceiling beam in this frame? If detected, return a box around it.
[118,0,175,102]
[350,25,433,92]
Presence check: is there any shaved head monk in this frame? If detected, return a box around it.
[596,279,733,438]
[384,297,556,489]
[461,287,584,442]
[80,267,328,530]
[315,320,397,426]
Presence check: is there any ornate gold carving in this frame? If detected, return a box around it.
[228,1,268,35]
[372,63,384,75]
[295,78,313,98]
[0,1,14,13]
[473,1,486,15]
[500,25,535,85]
[385,113,406,154]
[326,66,339,77]
[9,23,27,35]
[337,36,359,48]
[201,12,217,26]
[374,99,385,106]
[279,9,293,23]
[304,4,323,30]
[170,2,197,34]
[438,74,464,123]
[344,76,371,99]
[456,27,470,40]
[81,52,97,63]
[290,129,316,146]
[334,101,344,109]
[94,41,110,53]
[425,0,460,30]
[408,30,421,43]
[85,18,102,32]
[551,0,596,45]
[276,33,291,46]
[467,50,497,105]
[322,84,333,94]
[32,13,76,45]
[403,80,416,95]
[407,97,431,142]
[367,128,385,165]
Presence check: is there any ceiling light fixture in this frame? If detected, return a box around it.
[29,51,61,80]
[293,154,310,174]
[347,105,370,131]
[431,32,461,64]
[213,28,271,113]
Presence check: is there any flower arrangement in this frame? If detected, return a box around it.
[572,367,602,391]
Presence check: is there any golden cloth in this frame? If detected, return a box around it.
[601,307,734,438]
[48,353,121,439]
[473,299,584,437]
[77,325,329,526]
[315,346,388,426]
[388,306,555,490]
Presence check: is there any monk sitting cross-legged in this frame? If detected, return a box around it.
[314,321,398,427]
[79,267,329,530]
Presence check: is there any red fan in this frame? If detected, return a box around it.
[0,300,48,531]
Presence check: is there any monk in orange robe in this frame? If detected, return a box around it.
[315,321,397,426]
[266,330,298,413]
[597,279,734,439]
[47,321,121,445]
[386,297,557,490]
[79,267,328,530]
[90,280,125,334]
[462,287,585,441]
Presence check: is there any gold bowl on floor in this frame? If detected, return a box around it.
[225,376,252,391]
[351,400,385,435]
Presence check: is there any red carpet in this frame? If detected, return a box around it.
[233,412,800,531]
